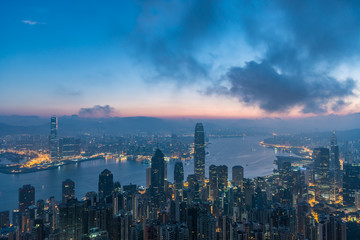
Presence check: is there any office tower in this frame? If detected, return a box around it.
[330,132,342,203]
[209,165,218,201]
[49,116,59,161]
[62,179,75,203]
[217,165,228,193]
[0,211,10,228]
[313,148,331,202]
[194,123,205,188]
[146,167,152,189]
[98,169,114,199]
[150,149,165,207]
[343,163,360,205]
[58,199,85,240]
[232,165,244,190]
[59,137,81,158]
[174,161,184,200]
[19,184,35,212]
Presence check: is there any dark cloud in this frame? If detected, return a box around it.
[130,0,221,83]
[208,0,359,113]
[208,61,355,113]
[131,0,359,113]
[78,105,115,118]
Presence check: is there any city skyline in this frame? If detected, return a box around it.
[1,0,360,118]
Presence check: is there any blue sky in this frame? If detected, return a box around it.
[1,0,359,118]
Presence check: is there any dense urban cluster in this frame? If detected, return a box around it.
[0,122,360,240]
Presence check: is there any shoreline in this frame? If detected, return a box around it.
[0,156,105,175]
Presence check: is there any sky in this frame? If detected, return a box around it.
[1,0,360,119]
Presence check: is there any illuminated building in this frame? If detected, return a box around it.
[174,161,184,200]
[59,137,80,158]
[62,179,75,203]
[217,165,228,193]
[19,184,35,212]
[150,149,165,207]
[49,117,59,161]
[313,148,331,203]
[232,165,244,190]
[330,132,342,203]
[209,165,218,201]
[343,163,360,206]
[194,123,205,189]
[98,169,114,199]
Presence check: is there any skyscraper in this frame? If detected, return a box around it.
[174,161,184,200]
[194,123,205,188]
[98,169,114,199]
[49,117,59,161]
[217,165,228,193]
[62,179,75,203]
[330,132,342,203]
[313,148,331,202]
[151,149,165,207]
[146,167,152,189]
[209,165,218,201]
[19,184,35,212]
[232,165,244,190]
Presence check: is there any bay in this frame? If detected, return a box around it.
[0,136,275,212]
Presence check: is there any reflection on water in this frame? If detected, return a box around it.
[0,136,275,212]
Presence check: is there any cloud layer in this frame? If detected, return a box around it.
[132,0,359,114]
[78,105,115,118]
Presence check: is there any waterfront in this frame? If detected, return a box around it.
[0,136,275,212]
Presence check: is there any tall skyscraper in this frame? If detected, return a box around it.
[174,161,184,200]
[232,165,244,190]
[330,132,342,203]
[98,169,114,199]
[313,148,331,202]
[146,167,152,189]
[19,184,35,212]
[62,179,75,203]
[217,165,228,193]
[209,165,218,201]
[49,117,59,161]
[151,149,165,207]
[194,123,205,188]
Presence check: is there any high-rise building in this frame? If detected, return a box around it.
[217,165,228,193]
[194,123,205,189]
[19,184,35,212]
[330,132,342,203]
[98,169,114,199]
[151,149,165,207]
[146,167,152,189]
[59,137,81,159]
[174,161,184,200]
[62,179,75,203]
[209,165,218,201]
[343,163,360,206]
[232,165,244,190]
[58,199,85,240]
[49,117,59,161]
[313,148,331,202]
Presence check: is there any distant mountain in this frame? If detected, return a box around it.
[0,113,359,136]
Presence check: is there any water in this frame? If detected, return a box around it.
[0,136,275,212]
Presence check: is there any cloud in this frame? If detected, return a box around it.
[129,0,221,83]
[208,61,355,113]
[54,86,82,97]
[22,20,45,25]
[207,0,360,113]
[78,105,115,118]
[125,0,359,113]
